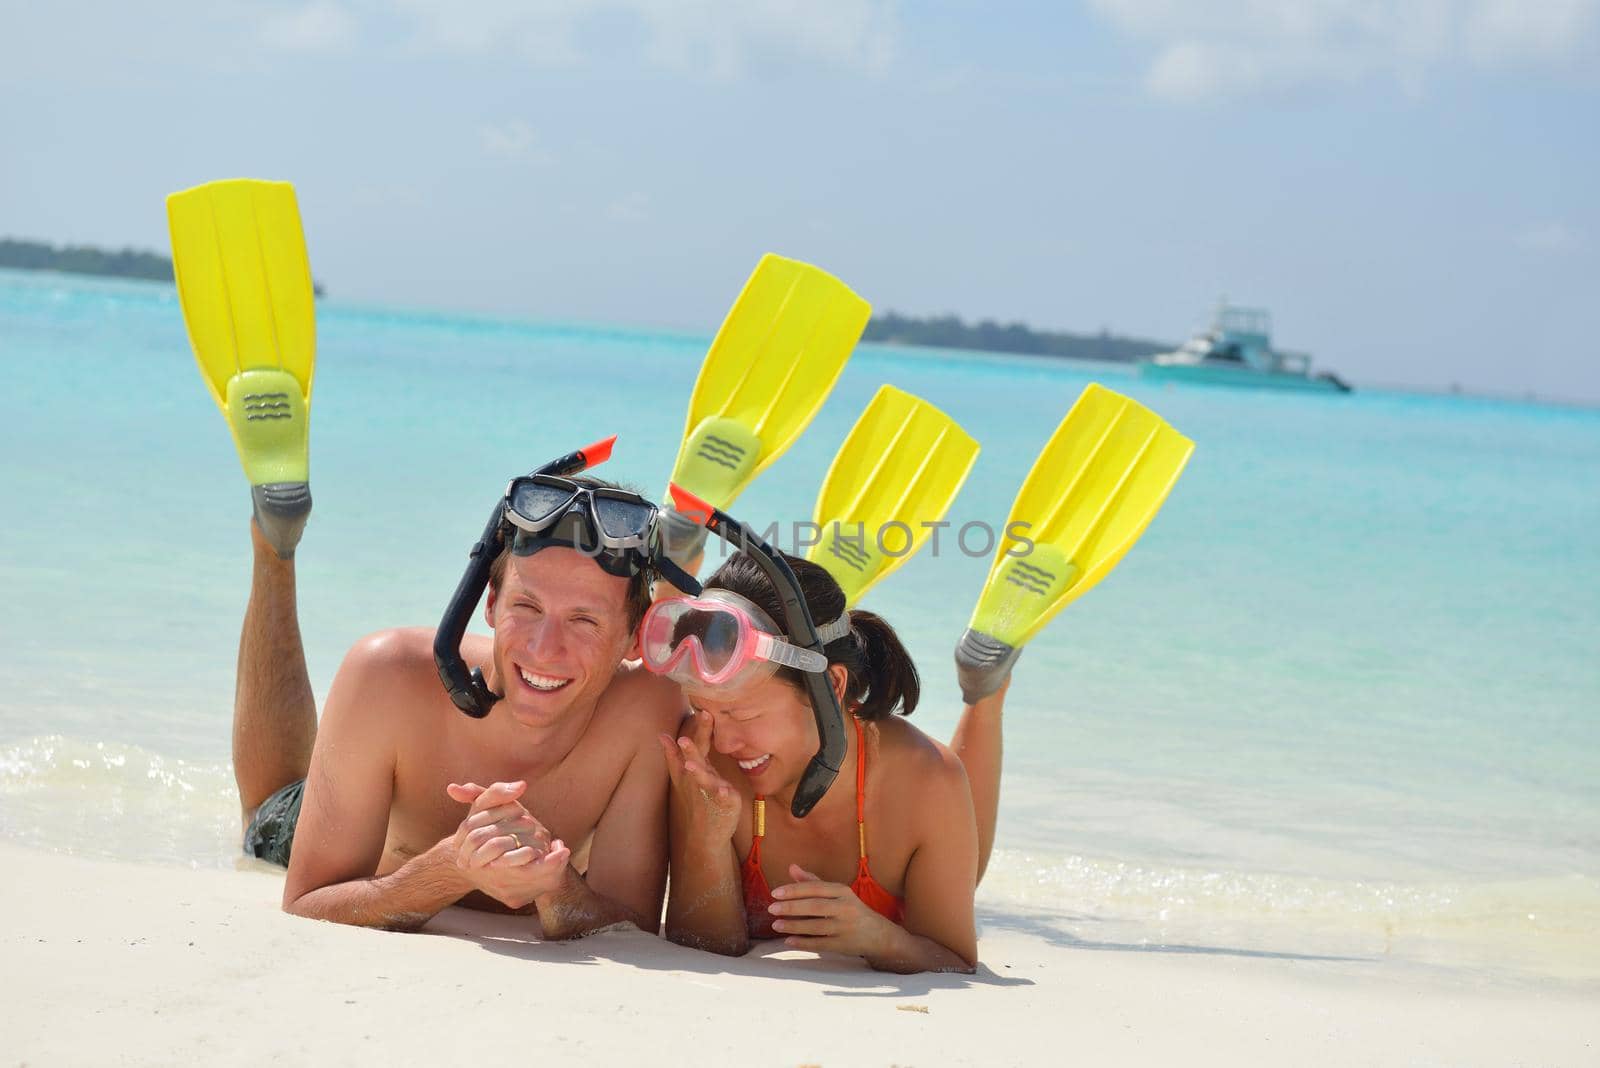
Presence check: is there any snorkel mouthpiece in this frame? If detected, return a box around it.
[433,437,616,719]
[666,483,848,818]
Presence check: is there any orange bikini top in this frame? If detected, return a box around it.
[741,717,906,939]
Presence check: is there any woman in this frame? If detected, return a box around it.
[647,550,1010,974]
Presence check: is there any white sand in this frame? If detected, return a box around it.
[3,843,1593,1066]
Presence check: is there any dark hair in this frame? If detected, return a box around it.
[704,552,920,721]
[487,475,653,631]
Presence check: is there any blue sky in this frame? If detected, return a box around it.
[3,1,1596,400]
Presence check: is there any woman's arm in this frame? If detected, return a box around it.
[879,745,980,972]
[768,744,980,974]
[659,711,749,955]
[664,830,748,955]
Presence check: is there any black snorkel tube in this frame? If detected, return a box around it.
[433,436,618,718]
[666,484,848,819]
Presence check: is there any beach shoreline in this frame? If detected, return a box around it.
[6,843,1594,1066]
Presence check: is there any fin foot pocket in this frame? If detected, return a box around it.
[253,482,311,559]
[954,628,1022,705]
[225,368,310,487]
[671,416,763,510]
[815,523,884,607]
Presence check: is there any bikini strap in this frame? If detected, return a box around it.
[750,720,866,860]
[750,796,766,862]
[854,717,868,860]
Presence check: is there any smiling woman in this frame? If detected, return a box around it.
[652,547,984,975]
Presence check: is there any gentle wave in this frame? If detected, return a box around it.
[5,734,1596,979]
[980,847,1600,981]
[0,735,239,866]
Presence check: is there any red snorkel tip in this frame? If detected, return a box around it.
[667,483,714,527]
[580,435,617,469]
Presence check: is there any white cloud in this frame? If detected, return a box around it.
[392,0,587,65]
[1515,222,1582,253]
[1463,0,1600,63]
[479,120,552,164]
[3,1,891,82]
[1145,40,1264,100]
[606,191,650,223]
[635,0,896,79]
[259,1,357,52]
[1088,0,1600,101]
[391,0,896,77]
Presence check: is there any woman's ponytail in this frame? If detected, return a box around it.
[836,608,920,721]
[704,552,921,719]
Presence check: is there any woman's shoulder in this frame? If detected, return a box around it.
[867,716,970,799]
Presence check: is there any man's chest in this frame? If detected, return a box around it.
[382,747,624,861]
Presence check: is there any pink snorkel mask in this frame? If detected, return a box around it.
[641,589,851,693]
[655,483,849,818]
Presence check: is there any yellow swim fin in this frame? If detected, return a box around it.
[807,385,979,607]
[662,254,869,563]
[955,383,1193,702]
[168,178,316,557]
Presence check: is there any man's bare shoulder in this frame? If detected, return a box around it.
[322,627,448,732]
[336,627,438,683]
[595,662,687,740]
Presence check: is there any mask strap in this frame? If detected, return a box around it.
[652,554,703,596]
[814,612,851,645]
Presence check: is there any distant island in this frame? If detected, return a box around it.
[1,238,176,284]
[4,237,1174,361]
[864,311,1170,363]
[0,238,326,296]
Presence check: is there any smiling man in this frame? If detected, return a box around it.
[235,472,687,936]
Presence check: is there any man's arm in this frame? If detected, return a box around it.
[281,631,471,930]
[535,737,670,939]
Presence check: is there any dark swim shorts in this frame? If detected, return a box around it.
[243,778,305,867]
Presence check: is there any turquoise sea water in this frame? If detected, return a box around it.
[3,269,1597,980]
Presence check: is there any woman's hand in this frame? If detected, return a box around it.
[768,864,902,963]
[658,709,740,846]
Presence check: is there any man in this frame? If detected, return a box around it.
[170,180,688,937]
[236,491,685,936]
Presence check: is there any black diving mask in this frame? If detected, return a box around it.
[505,476,660,577]
[432,435,701,721]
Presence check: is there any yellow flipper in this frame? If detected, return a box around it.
[807,385,980,606]
[167,178,315,488]
[168,178,316,557]
[969,383,1193,648]
[667,254,869,510]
